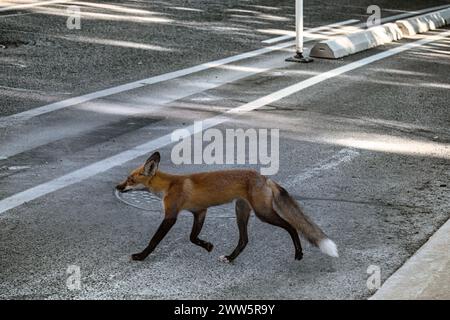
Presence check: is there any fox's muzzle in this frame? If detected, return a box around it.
[116,181,128,193]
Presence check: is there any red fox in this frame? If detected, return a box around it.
[116,151,338,262]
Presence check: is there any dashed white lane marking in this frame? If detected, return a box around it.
[0,19,357,127]
[283,149,360,188]
[1,30,449,215]
[0,0,73,12]
[261,19,358,44]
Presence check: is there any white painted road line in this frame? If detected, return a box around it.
[261,19,359,44]
[262,4,450,44]
[1,30,449,215]
[0,0,73,12]
[377,4,450,25]
[0,52,288,160]
[284,149,360,188]
[0,42,293,126]
[0,19,356,127]
[2,4,449,128]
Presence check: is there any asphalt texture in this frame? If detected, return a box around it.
[0,0,449,299]
[1,0,449,116]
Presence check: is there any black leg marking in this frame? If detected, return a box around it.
[255,210,303,261]
[131,218,177,261]
[220,199,252,263]
[190,209,213,252]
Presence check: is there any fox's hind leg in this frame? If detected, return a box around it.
[219,199,251,263]
[190,209,213,252]
[254,209,303,261]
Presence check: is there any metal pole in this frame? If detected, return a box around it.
[286,0,313,63]
[296,0,303,53]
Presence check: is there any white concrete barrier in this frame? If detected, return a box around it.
[396,8,450,36]
[310,23,403,59]
[310,7,450,59]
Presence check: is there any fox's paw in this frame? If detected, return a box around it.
[218,255,231,263]
[204,242,214,252]
[295,251,303,261]
[131,253,147,261]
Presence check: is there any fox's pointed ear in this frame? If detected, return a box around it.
[143,152,160,176]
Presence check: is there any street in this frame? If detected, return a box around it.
[0,0,449,299]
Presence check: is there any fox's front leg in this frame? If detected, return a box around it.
[131,195,180,261]
[190,209,213,252]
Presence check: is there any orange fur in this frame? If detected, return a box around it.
[116,152,338,262]
[119,167,268,213]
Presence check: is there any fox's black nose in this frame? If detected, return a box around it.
[116,184,125,192]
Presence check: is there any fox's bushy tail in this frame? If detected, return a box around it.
[268,180,339,258]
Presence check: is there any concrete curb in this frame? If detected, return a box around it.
[310,23,403,59]
[397,8,450,36]
[310,7,450,59]
[370,218,450,300]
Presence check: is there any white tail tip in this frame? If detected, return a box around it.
[319,239,339,257]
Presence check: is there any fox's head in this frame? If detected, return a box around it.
[116,151,160,193]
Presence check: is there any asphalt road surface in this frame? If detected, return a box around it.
[0,0,449,299]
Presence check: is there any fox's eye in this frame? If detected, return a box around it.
[128,177,135,184]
